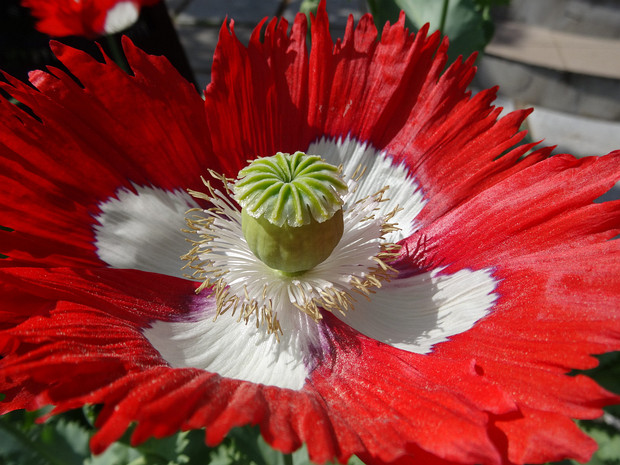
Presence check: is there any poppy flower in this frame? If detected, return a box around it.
[21,0,159,38]
[1,3,619,465]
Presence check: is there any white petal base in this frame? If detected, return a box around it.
[308,135,426,242]
[103,1,140,35]
[93,185,198,279]
[92,137,497,390]
[144,266,498,389]
[184,176,390,333]
[144,296,322,390]
[340,267,499,354]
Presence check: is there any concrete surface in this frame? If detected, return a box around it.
[486,21,620,80]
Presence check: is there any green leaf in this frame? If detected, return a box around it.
[299,0,320,17]
[134,432,191,464]
[201,425,365,465]
[44,418,91,464]
[368,0,496,62]
[397,0,489,60]
[367,0,411,31]
[588,425,620,464]
[85,442,142,465]
[0,410,90,465]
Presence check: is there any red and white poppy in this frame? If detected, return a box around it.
[21,0,159,38]
[1,3,619,464]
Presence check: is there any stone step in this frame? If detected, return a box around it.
[486,20,620,80]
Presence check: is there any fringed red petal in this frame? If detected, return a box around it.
[1,2,619,464]
[0,40,211,266]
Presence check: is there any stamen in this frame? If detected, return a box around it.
[183,169,401,336]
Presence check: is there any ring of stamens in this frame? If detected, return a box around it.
[182,170,401,336]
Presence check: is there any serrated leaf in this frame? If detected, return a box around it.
[85,442,142,465]
[0,420,43,465]
[45,418,92,461]
[0,410,91,465]
[135,431,191,464]
[177,429,216,465]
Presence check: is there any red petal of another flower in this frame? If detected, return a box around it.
[22,0,159,38]
[22,0,101,38]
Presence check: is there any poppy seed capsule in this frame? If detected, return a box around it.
[234,152,348,274]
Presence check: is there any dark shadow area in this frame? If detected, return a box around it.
[0,0,197,90]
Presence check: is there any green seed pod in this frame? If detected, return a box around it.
[234,152,348,274]
[241,208,344,274]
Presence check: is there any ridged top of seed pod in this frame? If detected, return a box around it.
[233,152,348,227]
